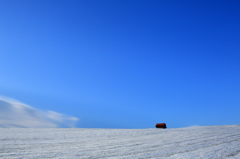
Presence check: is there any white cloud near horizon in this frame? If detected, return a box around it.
[0,96,79,128]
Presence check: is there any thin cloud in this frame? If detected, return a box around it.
[0,96,79,128]
[188,125,201,127]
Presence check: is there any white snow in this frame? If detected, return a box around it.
[0,125,240,158]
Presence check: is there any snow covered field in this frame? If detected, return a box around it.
[1,125,240,159]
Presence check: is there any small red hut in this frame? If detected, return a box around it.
[155,123,167,129]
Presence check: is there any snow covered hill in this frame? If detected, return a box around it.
[1,125,240,158]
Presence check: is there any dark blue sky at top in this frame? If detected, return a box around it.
[0,0,239,128]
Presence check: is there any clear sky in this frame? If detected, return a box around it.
[0,0,239,128]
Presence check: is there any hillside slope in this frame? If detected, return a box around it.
[1,125,240,158]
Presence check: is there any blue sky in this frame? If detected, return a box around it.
[0,0,239,128]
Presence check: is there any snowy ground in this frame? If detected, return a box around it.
[0,125,240,159]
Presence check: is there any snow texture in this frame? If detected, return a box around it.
[0,125,240,158]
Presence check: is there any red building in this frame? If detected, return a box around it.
[155,123,167,129]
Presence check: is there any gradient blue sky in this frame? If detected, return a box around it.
[0,0,239,128]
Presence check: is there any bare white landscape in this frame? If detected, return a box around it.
[0,125,240,159]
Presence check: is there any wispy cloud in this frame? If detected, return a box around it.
[0,96,79,128]
[188,125,201,127]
